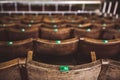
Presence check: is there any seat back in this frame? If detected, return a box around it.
[0,38,33,62]
[79,38,120,59]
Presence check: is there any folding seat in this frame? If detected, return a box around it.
[98,59,120,80]
[40,27,73,40]
[89,15,102,24]
[0,21,16,28]
[43,15,63,24]
[74,24,101,39]
[8,27,39,41]
[17,23,41,29]
[94,18,114,29]
[0,57,29,80]
[27,59,101,80]
[79,38,120,60]
[70,15,92,28]
[41,23,72,28]
[0,38,33,62]
[0,59,22,80]
[35,37,79,56]
[102,23,120,40]
[6,15,25,23]
[22,15,43,24]
[64,15,84,24]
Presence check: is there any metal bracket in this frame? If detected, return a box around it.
[90,51,97,62]
[18,58,27,68]
[102,59,109,65]
[27,50,33,62]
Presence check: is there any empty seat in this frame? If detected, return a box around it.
[102,29,119,40]
[35,37,79,56]
[0,38,33,62]
[0,59,21,80]
[27,59,101,80]
[74,24,101,39]
[8,27,39,41]
[41,23,72,28]
[22,15,42,24]
[94,19,114,29]
[0,22,16,28]
[40,27,73,40]
[64,15,83,24]
[98,59,120,80]
[17,23,41,29]
[7,15,25,22]
[43,15,63,24]
[102,23,120,40]
[79,38,120,59]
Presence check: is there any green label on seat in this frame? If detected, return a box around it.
[55,40,61,44]
[3,24,6,27]
[7,41,13,45]
[21,28,25,32]
[28,24,32,27]
[30,20,34,23]
[60,66,69,72]
[86,28,91,32]
[52,20,55,23]
[53,25,57,28]
[102,23,107,27]
[54,28,58,32]
[78,24,82,27]
[103,40,108,44]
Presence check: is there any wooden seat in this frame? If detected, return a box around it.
[22,15,42,24]
[1,58,120,80]
[74,24,101,39]
[79,38,120,59]
[98,59,120,80]
[0,59,22,80]
[40,27,73,40]
[27,59,101,80]
[17,23,41,29]
[0,22,16,28]
[7,15,25,22]
[8,27,39,41]
[64,15,84,24]
[43,15,63,24]
[0,56,29,80]
[0,38,33,62]
[94,19,114,29]
[41,23,72,28]
[102,23,120,40]
[35,37,79,56]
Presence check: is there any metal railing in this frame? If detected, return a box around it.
[0,0,101,15]
[0,0,119,17]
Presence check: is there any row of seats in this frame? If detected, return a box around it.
[0,14,120,64]
[0,58,120,80]
[0,14,120,24]
[0,23,119,41]
[0,37,120,63]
